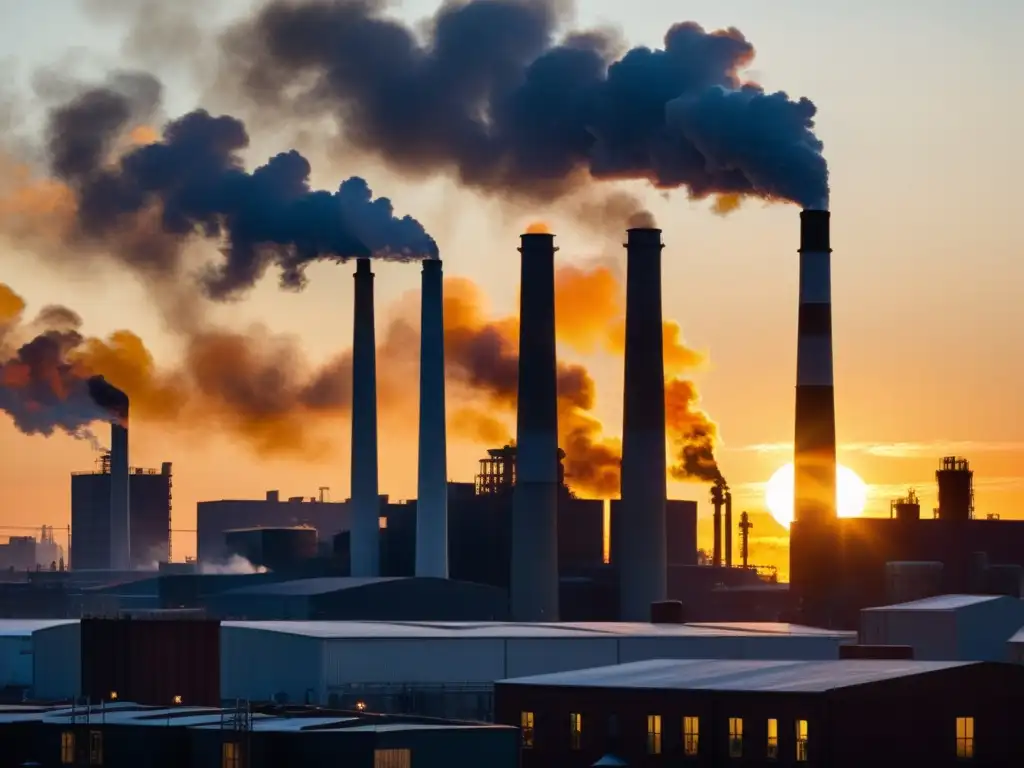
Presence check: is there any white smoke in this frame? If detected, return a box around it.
[199,555,268,574]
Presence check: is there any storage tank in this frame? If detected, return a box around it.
[885,561,944,604]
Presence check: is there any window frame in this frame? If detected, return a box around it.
[682,715,699,756]
[520,710,535,749]
[88,730,103,766]
[766,717,779,759]
[647,714,662,755]
[61,731,75,765]
[569,712,582,750]
[728,716,744,758]
[955,716,974,759]
[795,719,809,762]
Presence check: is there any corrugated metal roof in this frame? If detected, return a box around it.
[498,658,975,692]
[862,594,1006,612]
[0,619,77,637]
[221,620,855,641]
[1008,627,1024,644]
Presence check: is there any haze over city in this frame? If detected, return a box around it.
[0,0,1020,583]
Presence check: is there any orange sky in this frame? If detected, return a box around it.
[0,1,1022,579]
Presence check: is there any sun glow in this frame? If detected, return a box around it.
[764,462,868,528]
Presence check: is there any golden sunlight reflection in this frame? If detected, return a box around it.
[765,462,868,528]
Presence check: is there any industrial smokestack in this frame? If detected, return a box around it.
[109,414,130,570]
[619,227,668,621]
[350,258,380,577]
[510,232,560,621]
[88,376,130,570]
[710,481,724,568]
[416,258,448,578]
[792,209,838,618]
[724,488,733,568]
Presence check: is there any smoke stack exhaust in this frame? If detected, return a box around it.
[109,412,130,570]
[511,232,560,621]
[350,258,380,577]
[619,227,668,620]
[416,258,448,578]
[792,209,838,618]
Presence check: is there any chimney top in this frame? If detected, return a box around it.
[799,209,831,253]
[355,258,372,275]
[624,227,663,249]
[518,232,558,253]
[422,258,442,273]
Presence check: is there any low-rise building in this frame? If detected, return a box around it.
[495,657,1024,766]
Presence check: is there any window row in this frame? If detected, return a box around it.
[519,712,976,760]
[647,714,807,760]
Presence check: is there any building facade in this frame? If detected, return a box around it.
[70,459,172,570]
[495,658,1024,767]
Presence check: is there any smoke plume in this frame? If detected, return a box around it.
[217,0,828,210]
[5,73,437,302]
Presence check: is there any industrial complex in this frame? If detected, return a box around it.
[2,217,1023,766]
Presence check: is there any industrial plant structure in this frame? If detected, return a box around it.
[70,456,172,570]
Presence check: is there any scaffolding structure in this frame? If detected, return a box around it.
[220,700,253,768]
[475,445,517,496]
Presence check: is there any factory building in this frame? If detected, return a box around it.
[0,702,518,768]
[24,619,853,718]
[223,527,319,572]
[0,619,75,695]
[202,577,508,621]
[494,657,1024,766]
[70,456,172,570]
[792,456,1024,627]
[859,594,1024,661]
[196,491,350,563]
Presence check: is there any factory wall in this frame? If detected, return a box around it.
[793,517,1024,626]
[221,624,323,704]
[610,500,698,568]
[859,595,1024,661]
[0,635,33,689]
[71,467,172,570]
[32,622,81,699]
[223,527,319,571]
[197,497,350,563]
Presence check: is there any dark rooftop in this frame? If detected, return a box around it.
[498,658,976,693]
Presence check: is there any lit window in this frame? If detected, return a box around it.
[767,718,778,759]
[172,695,182,705]
[374,748,411,768]
[89,731,103,766]
[728,717,744,758]
[796,719,809,762]
[379,516,388,529]
[61,732,75,765]
[222,742,241,768]
[647,714,662,754]
[569,712,582,750]
[521,711,535,748]
[683,715,699,756]
[956,717,974,759]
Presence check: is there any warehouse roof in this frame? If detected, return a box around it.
[222,620,855,640]
[218,577,403,596]
[862,594,1004,612]
[498,658,975,692]
[0,619,76,637]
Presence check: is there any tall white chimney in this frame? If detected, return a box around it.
[350,258,380,577]
[619,227,668,621]
[415,258,448,578]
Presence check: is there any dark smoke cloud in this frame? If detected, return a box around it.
[217,0,828,209]
[0,291,124,445]
[42,75,437,300]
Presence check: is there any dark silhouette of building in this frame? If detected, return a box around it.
[495,658,1024,767]
[70,457,172,570]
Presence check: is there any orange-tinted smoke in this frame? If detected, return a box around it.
[524,221,552,234]
[554,264,706,377]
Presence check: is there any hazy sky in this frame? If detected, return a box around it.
[1,0,1021,573]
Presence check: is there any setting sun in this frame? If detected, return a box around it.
[764,462,868,528]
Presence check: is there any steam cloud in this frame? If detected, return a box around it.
[25,72,437,301]
[217,0,828,210]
